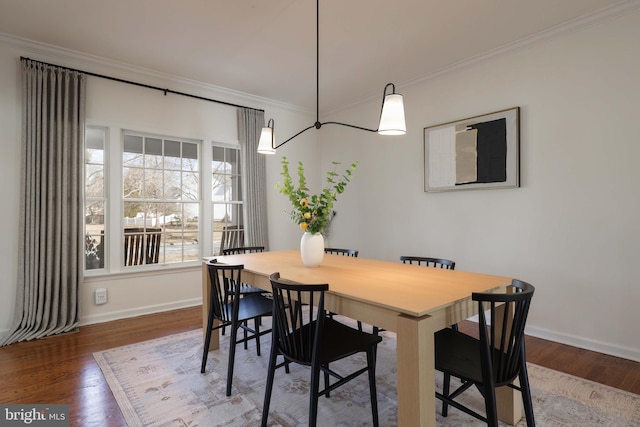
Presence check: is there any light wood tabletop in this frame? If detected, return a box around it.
[202,250,520,426]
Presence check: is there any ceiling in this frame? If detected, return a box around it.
[0,0,630,114]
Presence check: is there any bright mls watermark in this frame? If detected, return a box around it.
[1,405,69,426]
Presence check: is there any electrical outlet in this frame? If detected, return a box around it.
[95,288,108,305]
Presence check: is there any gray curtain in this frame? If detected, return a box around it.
[237,108,270,249]
[1,59,86,345]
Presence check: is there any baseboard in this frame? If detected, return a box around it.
[80,298,202,327]
[525,325,640,363]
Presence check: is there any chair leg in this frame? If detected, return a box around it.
[519,362,536,426]
[243,320,248,350]
[309,362,322,427]
[483,384,499,427]
[261,339,279,427]
[324,365,330,398]
[226,321,239,396]
[366,347,380,427]
[200,297,216,373]
[441,372,451,416]
[254,317,261,356]
[357,320,363,332]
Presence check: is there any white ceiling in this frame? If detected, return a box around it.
[0,0,631,113]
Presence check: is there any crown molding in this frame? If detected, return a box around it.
[0,32,303,114]
[406,0,640,86]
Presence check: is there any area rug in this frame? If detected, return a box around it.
[94,316,640,426]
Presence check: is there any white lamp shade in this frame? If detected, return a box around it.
[378,93,406,135]
[257,126,276,154]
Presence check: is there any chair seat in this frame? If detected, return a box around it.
[289,318,382,364]
[229,294,273,322]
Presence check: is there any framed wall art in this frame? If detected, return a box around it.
[423,107,520,192]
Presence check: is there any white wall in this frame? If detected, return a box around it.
[317,10,640,361]
[0,36,314,331]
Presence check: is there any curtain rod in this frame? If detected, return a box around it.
[20,56,264,113]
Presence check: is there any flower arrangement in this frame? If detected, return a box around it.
[278,156,357,235]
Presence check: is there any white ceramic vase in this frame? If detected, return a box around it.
[300,232,324,267]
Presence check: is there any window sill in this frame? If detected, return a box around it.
[84,262,201,282]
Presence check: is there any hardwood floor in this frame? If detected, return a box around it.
[1,306,638,427]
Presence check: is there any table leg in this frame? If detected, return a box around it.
[396,314,437,427]
[495,301,522,424]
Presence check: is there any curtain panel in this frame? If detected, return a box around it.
[237,108,269,249]
[1,59,86,345]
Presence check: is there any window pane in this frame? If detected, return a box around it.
[85,201,104,270]
[123,167,143,199]
[122,131,201,267]
[123,135,143,167]
[212,146,225,162]
[212,144,243,255]
[183,142,198,159]
[143,169,163,199]
[85,126,106,271]
[182,171,198,200]
[164,154,182,170]
[164,170,182,199]
[165,139,181,158]
[86,127,105,150]
[85,164,104,198]
[145,137,162,155]
[123,134,143,153]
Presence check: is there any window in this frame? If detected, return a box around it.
[212,145,243,255]
[122,131,200,266]
[85,126,106,270]
[83,128,244,272]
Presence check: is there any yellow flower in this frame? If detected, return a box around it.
[300,198,308,208]
[300,222,308,231]
[304,212,311,219]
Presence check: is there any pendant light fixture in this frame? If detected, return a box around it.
[257,0,406,155]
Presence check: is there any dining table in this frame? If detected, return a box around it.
[201,249,521,427]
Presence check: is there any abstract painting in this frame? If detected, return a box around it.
[424,107,520,192]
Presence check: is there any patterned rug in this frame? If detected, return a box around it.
[94,316,640,426]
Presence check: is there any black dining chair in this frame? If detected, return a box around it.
[222,246,266,255]
[261,272,382,427]
[324,247,359,257]
[435,279,535,426]
[323,247,359,323]
[222,246,267,295]
[401,255,456,328]
[400,255,455,270]
[201,260,273,396]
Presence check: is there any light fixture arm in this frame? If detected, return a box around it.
[258,0,406,154]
